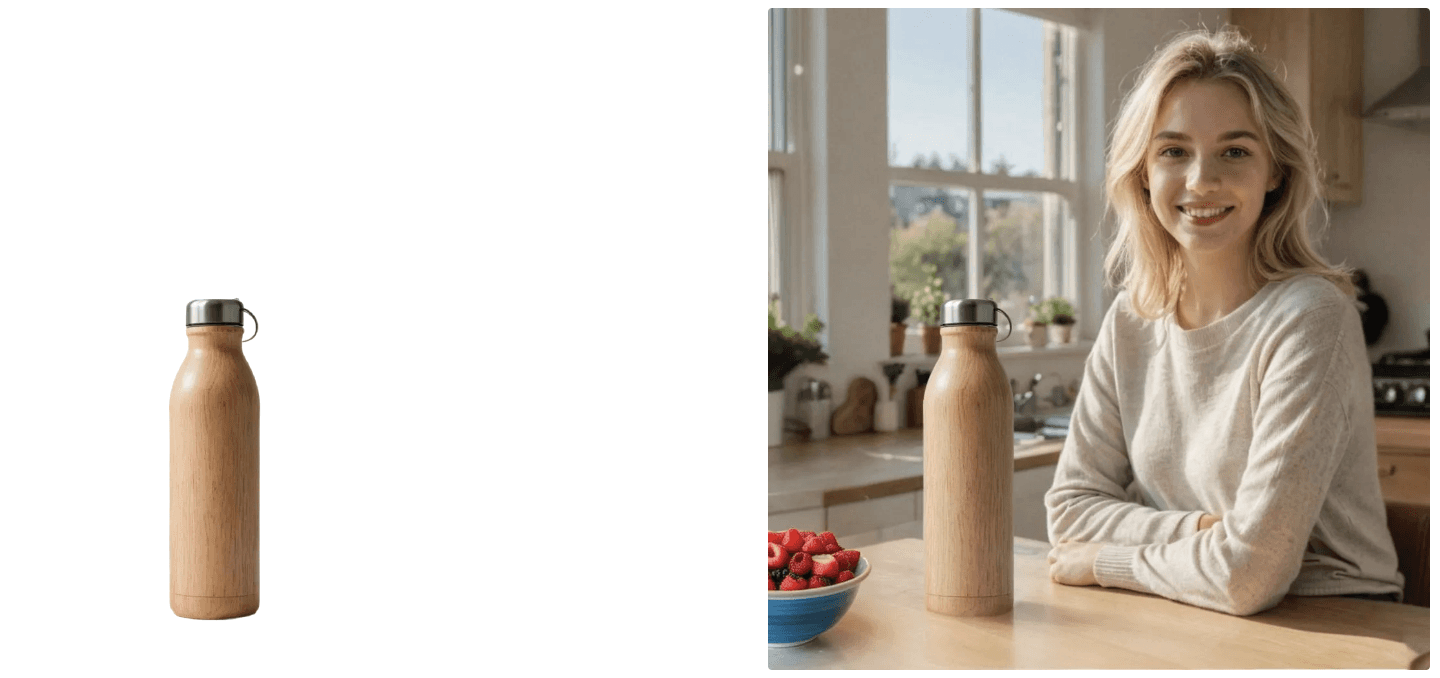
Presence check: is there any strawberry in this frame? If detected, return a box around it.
[819,531,839,548]
[769,577,777,591]
[801,536,827,555]
[768,542,789,569]
[801,531,816,540]
[779,573,808,591]
[811,553,841,578]
[780,528,805,552]
[807,575,833,589]
[768,531,784,545]
[835,570,855,584]
[789,551,813,576]
[835,550,861,572]
[823,542,842,554]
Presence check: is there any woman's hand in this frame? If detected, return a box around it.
[1198,513,1222,530]
[1047,541,1104,586]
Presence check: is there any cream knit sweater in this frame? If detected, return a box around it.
[1045,274,1404,616]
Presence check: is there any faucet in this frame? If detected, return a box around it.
[1013,372,1043,417]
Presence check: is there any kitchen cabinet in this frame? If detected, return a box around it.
[768,430,1063,547]
[1229,9,1364,205]
[1374,416,1429,607]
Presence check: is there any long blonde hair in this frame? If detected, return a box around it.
[1102,26,1354,320]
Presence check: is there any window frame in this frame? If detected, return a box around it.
[887,9,1080,331]
[768,8,811,327]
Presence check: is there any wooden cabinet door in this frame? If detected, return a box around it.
[1229,8,1364,205]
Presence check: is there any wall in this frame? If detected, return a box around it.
[783,8,1232,428]
[1322,8,1431,361]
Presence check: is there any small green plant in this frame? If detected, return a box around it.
[1032,297,1076,326]
[908,264,945,326]
[769,296,828,392]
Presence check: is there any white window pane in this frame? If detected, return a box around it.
[770,9,787,153]
[980,9,1045,178]
[890,185,972,321]
[982,191,1068,337]
[887,9,972,170]
[770,170,784,302]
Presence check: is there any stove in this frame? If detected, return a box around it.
[1373,347,1428,418]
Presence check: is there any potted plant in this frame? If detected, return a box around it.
[1024,298,1049,349]
[1039,297,1077,344]
[890,295,910,357]
[769,296,828,446]
[910,264,944,355]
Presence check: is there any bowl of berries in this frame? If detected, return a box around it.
[768,528,870,647]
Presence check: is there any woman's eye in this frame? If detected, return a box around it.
[1223,147,1251,158]
[1159,147,1184,158]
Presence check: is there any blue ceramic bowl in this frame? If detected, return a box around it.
[768,557,871,647]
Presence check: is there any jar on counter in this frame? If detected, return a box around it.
[796,379,833,441]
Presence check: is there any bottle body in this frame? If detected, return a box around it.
[923,325,1013,616]
[170,326,260,619]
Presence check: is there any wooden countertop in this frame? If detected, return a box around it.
[768,429,1064,514]
[769,537,1431,669]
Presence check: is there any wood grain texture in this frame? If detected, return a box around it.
[831,377,878,435]
[170,326,259,620]
[1376,416,1430,453]
[1231,8,1364,205]
[922,326,1013,616]
[769,538,1430,669]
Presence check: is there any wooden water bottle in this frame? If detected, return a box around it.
[170,299,260,619]
[923,299,1013,617]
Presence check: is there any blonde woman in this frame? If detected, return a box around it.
[1044,27,1403,616]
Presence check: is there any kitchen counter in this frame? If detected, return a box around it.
[768,429,1063,514]
[768,537,1431,669]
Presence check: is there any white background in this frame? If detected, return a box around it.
[0,2,756,674]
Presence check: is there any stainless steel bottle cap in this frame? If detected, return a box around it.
[186,299,245,326]
[942,299,998,326]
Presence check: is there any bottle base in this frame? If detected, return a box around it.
[171,592,259,620]
[926,592,1012,617]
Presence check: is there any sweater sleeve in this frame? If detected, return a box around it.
[1091,300,1359,616]
[1046,297,1209,546]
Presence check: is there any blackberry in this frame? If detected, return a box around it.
[770,567,788,581]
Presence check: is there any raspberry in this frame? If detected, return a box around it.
[810,553,840,578]
[768,542,789,569]
[780,528,805,552]
[835,570,855,584]
[779,573,808,591]
[789,551,813,576]
[768,531,784,545]
[807,575,833,589]
[801,536,827,555]
[819,531,839,548]
[800,531,816,540]
[823,542,842,554]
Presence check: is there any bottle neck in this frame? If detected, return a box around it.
[186,325,245,351]
[940,324,998,351]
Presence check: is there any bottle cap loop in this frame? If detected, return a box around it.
[242,308,259,342]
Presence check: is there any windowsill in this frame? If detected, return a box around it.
[880,340,1094,366]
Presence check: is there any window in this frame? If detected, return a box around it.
[888,8,1077,345]
[768,8,806,322]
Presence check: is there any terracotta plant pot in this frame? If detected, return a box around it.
[1025,323,1048,349]
[890,322,906,356]
[1048,323,1074,345]
[922,325,942,354]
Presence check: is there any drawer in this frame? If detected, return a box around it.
[1377,452,1429,506]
